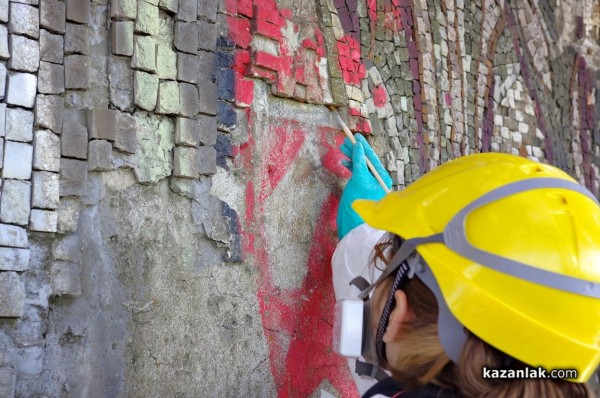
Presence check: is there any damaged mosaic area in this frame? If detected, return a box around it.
[0,0,599,396]
[221,0,600,194]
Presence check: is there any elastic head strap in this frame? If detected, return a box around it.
[375,261,411,364]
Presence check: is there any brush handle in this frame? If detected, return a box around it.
[333,112,391,194]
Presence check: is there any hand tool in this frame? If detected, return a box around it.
[327,105,391,193]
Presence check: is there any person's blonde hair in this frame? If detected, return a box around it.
[371,233,595,398]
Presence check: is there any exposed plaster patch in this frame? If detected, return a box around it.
[280,20,300,54]
[318,57,334,103]
[251,35,279,56]
[210,166,245,215]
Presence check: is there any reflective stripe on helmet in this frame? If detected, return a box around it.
[445,177,600,299]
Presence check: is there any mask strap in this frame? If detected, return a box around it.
[355,358,388,381]
[375,260,413,364]
[350,276,371,292]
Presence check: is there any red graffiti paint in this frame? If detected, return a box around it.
[225,0,237,15]
[234,50,251,74]
[255,51,281,71]
[255,4,283,24]
[372,85,387,108]
[295,66,306,85]
[337,35,366,85]
[302,38,317,50]
[258,121,306,201]
[247,0,277,12]
[280,8,293,19]
[235,119,358,397]
[227,3,363,393]
[355,119,372,134]
[248,65,278,83]
[230,0,329,103]
[321,130,352,178]
[256,19,283,40]
[235,72,254,106]
[228,15,252,49]
[367,0,377,22]
[285,193,357,397]
[348,107,362,117]
[237,0,252,17]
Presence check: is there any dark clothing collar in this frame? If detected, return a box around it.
[362,377,463,398]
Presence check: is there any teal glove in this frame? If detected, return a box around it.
[337,134,393,239]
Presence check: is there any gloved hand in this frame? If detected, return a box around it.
[337,134,393,239]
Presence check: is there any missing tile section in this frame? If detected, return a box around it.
[0,0,598,396]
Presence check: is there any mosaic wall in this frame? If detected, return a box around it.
[0,0,598,396]
[209,0,600,395]
[0,0,226,395]
[223,0,600,192]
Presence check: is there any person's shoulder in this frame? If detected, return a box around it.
[362,378,463,398]
[404,383,463,398]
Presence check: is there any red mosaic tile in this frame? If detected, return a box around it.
[234,50,251,74]
[256,19,282,40]
[228,16,252,49]
[235,72,254,106]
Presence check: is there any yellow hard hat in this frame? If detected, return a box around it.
[353,153,600,382]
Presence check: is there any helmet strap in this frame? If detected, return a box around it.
[414,259,467,364]
[375,239,468,365]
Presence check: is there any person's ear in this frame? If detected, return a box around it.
[382,290,411,343]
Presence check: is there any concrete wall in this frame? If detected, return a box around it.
[0,0,598,397]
